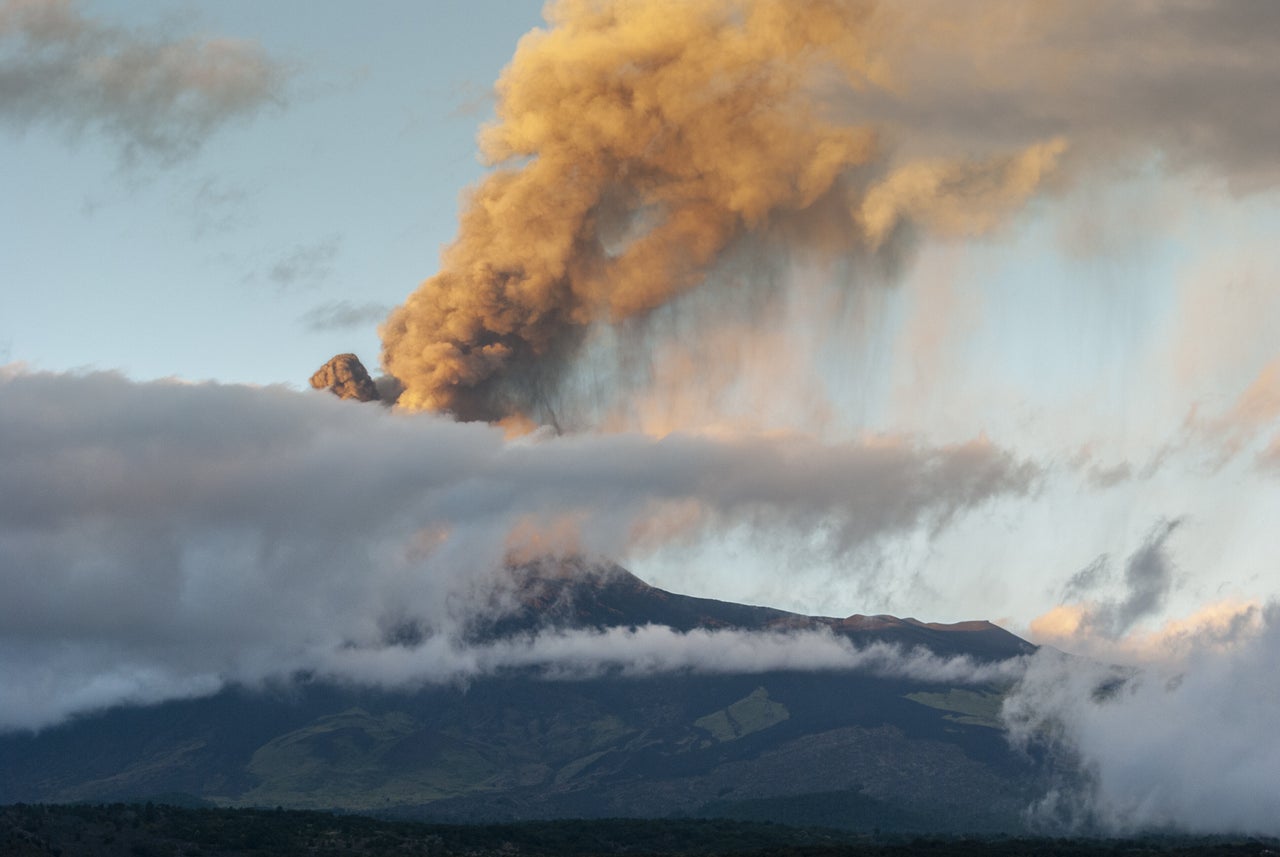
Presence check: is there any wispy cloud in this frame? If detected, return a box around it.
[0,0,288,165]
[1032,519,1183,642]
[323,625,1025,689]
[301,300,391,333]
[1191,357,1280,468]
[255,235,341,291]
[187,176,252,236]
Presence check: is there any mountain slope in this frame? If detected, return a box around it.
[0,561,1048,832]
[481,558,1034,662]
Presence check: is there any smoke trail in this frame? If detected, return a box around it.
[380,0,1063,423]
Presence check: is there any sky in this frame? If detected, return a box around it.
[2,0,543,384]
[4,0,1280,833]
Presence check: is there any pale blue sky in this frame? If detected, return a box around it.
[3,1,543,384]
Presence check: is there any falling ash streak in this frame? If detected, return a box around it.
[379,0,1065,425]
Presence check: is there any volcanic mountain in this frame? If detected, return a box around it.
[0,561,1049,833]
[480,558,1034,662]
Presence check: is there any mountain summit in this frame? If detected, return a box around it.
[489,558,1034,662]
[0,560,1049,832]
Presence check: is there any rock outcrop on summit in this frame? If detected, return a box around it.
[310,353,380,402]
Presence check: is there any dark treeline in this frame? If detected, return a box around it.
[2,803,1278,857]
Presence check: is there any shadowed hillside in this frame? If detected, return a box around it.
[0,561,1046,832]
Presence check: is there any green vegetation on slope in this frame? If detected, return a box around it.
[904,689,1004,729]
[695,686,790,743]
[0,672,1044,827]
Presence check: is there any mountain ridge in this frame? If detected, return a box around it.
[479,558,1035,663]
[0,559,1050,833]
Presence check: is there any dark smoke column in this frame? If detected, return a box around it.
[310,353,381,402]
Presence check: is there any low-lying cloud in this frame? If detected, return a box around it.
[1003,601,1280,835]
[0,367,1035,731]
[322,625,1026,690]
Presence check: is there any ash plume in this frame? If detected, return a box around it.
[381,0,1280,428]
[380,0,1064,423]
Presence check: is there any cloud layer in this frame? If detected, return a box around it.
[0,367,1033,731]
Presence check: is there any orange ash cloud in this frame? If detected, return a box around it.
[380,0,1065,426]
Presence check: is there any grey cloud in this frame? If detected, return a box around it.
[188,177,252,236]
[262,235,340,290]
[0,0,287,165]
[1003,602,1280,835]
[862,1,1280,189]
[1060,554,1109,605]
[0,368,1037,731]
[301,300,391,333]
[493,432,1040,558]
[1108,519,1182,634]
[1086,462,1132,490]
[1057,520,1182,638]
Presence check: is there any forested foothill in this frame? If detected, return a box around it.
[3,803,1278,857]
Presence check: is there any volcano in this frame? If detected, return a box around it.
[478,558,1034,662]
[0,560,1049,833]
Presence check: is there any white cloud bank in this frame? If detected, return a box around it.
[1004,601,1280,835]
